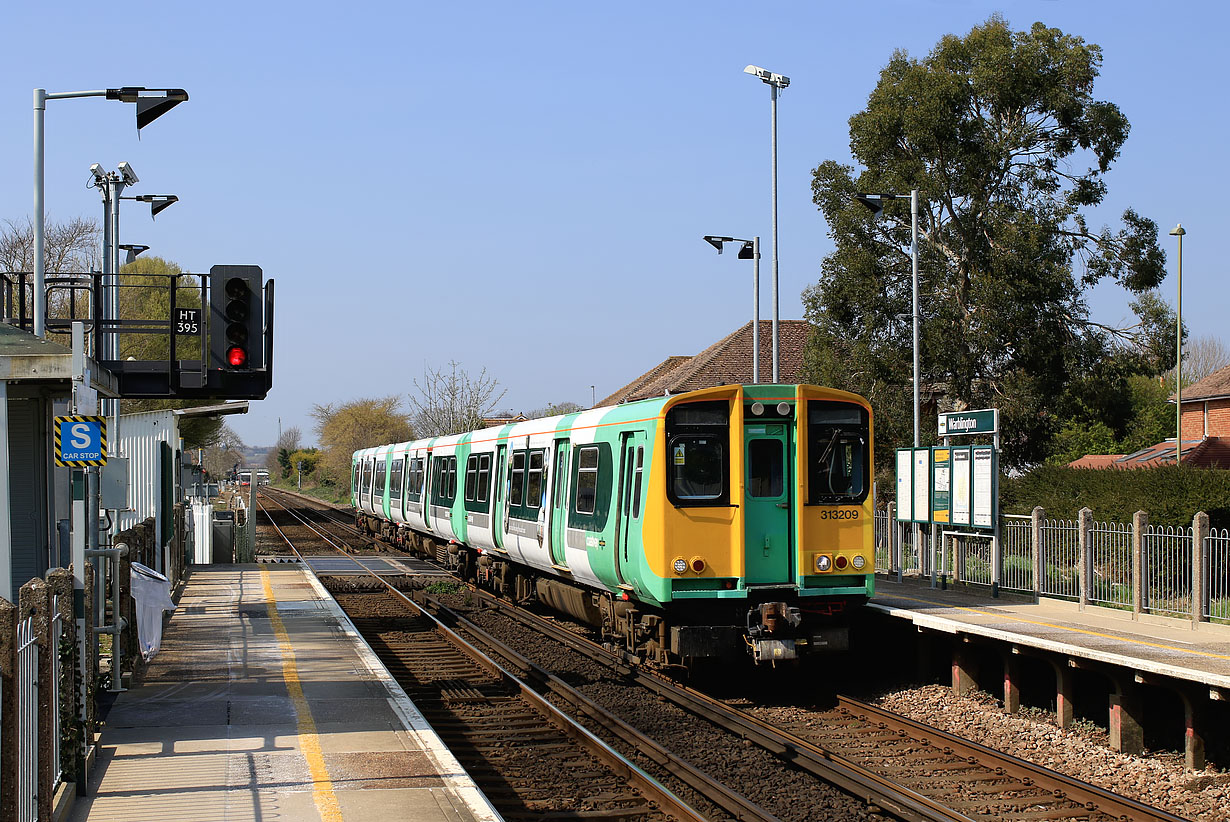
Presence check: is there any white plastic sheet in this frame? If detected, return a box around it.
[130,562,177,660]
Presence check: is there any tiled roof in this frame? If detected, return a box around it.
[597,320,812,406]
[1179,363,1230,402]
[1069,437,1230,470]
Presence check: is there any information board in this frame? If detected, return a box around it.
[912,449,930,523]
[951,447,971,526]
[972,446,995,528]
[895,449,913,520]
[931,448,951,523]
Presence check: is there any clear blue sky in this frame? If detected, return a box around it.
[2,1,1223,447]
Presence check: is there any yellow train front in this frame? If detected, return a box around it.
[637,384,875,665]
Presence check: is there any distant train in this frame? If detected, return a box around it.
[353,384,874,665]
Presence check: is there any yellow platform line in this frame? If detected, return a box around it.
[260,566,343,821]
[887,593,1230,662]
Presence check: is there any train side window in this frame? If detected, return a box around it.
[447,457,458,500]
[353,462,360,497]
[575,446,598,514]
[526,450,544,509]
[477,454,491,503]
[389,457,403,501]
[510,451,526,507]
[554,449,569,508]
[632,446,644,518]
[465,455,478,502]
[375,459,387,497]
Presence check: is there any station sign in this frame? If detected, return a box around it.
[938,408,998,437]
[54,415,108,467]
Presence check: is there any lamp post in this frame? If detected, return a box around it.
[33,86,187,338]
[703,235,761,383]
[1170,223,1185,457]
[744,65,789,383]
[855,190,921,447]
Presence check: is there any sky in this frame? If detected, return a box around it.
[1,1,1224,447]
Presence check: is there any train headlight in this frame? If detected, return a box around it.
[673,557,688,575]
[750,402,765,416]
[777,402,790,415]
[852,555,866,570]
[815,554,832,572]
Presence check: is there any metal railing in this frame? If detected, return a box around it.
[1143,524,1194,618]
[955,532,994,586]
[1039,518,1080,600]
[1000,515,1034,593]
[1088,519,1133,610]
[874,509,892,571]
[17,616,38,822]
[1207,528,1230,621]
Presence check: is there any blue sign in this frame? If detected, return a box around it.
[55,416,107,466]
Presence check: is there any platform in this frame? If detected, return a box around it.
[71,565,501,822]
[870,576,1230,692]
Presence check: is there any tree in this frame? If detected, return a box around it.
[525,401,584,418]
[1182,335,1230,385]
[199,424,247,479]
[804,18,1167,468]
[1,216,100,322]
[408,360,506,438]
[311,396,414,485]
[265,427,303,477]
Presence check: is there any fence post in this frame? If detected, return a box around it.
[1193,511,1210,625]
[46,568,82,791]
[1132,510,1147,617]
[83,560,97,741]
[19,577,54,822]
[1031,506,1044,600]
[887,502,900,579]
[0,596,17,822]
[1077,507,1093,609]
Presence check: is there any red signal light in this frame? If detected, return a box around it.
[227,346,247,367]
[835,555,849,570]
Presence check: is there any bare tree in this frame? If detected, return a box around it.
[265,426,303,476]
[1184,334,1230,384]
[524,401,584,418]
[409,360,506,438]
[200,424,247,479]
[1,216,100,322]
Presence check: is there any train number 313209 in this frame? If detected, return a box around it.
[819,509,860,520]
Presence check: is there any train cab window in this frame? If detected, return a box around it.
[526,450,544,509]
[510,452,526,507]
[748,439,784,498]
[666,401,730,506]
[807,403,870,504]
[389,458,403,500]
[575,446,599,514]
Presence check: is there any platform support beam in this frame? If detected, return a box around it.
[1050,660,1075,729]
[1178,690,1206,771]
[1003,652,1021,714]
[1108,682,1144,755]
[952,641,977,696]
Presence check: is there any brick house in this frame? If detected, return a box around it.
[1069,363,1230,469]
[596,320,811,406]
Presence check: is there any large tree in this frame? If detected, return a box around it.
[310,396,414,485]
[805,18,1168,468]
[408,360,506,438]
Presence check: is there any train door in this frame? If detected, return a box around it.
[744,424,791,584]
[492,445,507,550]
[423,454,435,533]
[549,439,570,567]
[615,431,645,585]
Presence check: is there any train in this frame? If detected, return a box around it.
[352,383,874,666]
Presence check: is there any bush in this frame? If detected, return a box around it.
[1001,465,1230,529]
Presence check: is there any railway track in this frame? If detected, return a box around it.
[257,489,761,822]
[257,488,1194,822]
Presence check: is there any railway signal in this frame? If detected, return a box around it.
[210,265,265,371]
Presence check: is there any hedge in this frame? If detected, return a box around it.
[1000,465,1230,529]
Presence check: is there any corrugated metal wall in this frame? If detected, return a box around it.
[116,410,181,538]
[8,396,49,602]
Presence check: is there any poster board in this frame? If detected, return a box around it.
[951,447,971,526]
[931,448,951,523]
[895,449,912,521]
